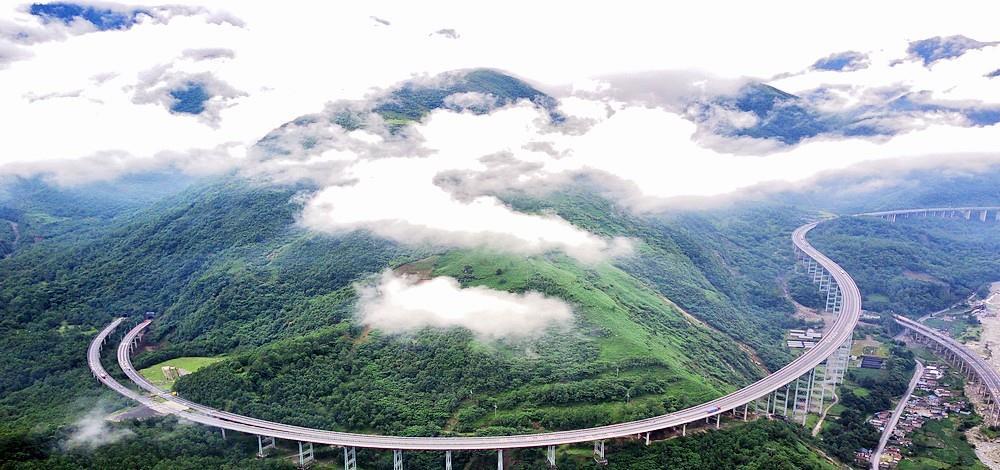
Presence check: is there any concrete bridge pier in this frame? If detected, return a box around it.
[445,450,451,470]
[256,435,276,458]
[393,449,403,470]
[546,445,557,467]
[344,447,357,470]
[802,368,816,425]
[297,442,314,468]
[593,440,607,465]
[825,287,843,313]
[497,449,503,470]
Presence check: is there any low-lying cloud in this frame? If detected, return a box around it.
[356,271,573,339]
[64,404,134,450]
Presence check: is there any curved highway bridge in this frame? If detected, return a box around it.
[858,206,1000,223]
[895,316,1000,426]
[88,217,865,468]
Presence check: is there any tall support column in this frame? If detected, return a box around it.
[792,375,803,421]
[393,449,403,470]
[344,447,357,470]
[497,449,504,470]
[716,413,721,429]
[445,450,452,470]
[783,384,790,416]
[220,428,226,440]
[298,442,314,468]
[682,423,686,436]
[743,403,748,421]
[547,445,557,468]
[816,365,827,415]
[802,367,816,425]
[257,435,276,458]
[593,441,607,464]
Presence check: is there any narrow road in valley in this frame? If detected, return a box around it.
[871,359,924,470]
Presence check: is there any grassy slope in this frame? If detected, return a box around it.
[432,250,760,389]
[139,356,226,389]
[174,249,762,436]
[508,190,806,370]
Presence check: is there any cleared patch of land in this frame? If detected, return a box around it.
[902,270,947,285]
[851,335,890,359]
[140,356,225,390]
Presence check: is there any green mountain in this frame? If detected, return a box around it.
[0,174,818,467]
[2,68,997,469]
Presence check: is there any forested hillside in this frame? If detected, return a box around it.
[809,216,1000,316]
[0,175,807,460]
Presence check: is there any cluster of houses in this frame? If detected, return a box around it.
[786,328,822,349]
[857,364,971,468]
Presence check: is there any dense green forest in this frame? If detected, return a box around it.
[601,420,836,470]
[809,216,1000,316]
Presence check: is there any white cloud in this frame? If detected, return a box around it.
[64,404,134,449]
[356,270,573,339]
[0,0,998,259]
[298,151,634,263]
[771,40,1000,107]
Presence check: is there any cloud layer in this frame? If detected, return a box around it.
[1,1,999,260]
[356,271,573,339]
[64,405,134,449]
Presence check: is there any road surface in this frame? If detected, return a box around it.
[870,360,924,470]
[895,315,1000,425]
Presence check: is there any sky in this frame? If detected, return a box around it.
[2,1,999,336]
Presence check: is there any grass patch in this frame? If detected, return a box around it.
[925,314,981,342]
[431,251,760,387]
[140,356,225,390]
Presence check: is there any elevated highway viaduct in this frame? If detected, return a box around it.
[91,218,865,469]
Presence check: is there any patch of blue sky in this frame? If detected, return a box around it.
[169,82,210,115]
[812,51,868,71]
[29,3,148,31]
